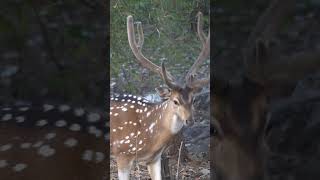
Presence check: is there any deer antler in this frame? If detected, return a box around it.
[186,12,210,88]
[243,0,320,85]
[127,15,176,87]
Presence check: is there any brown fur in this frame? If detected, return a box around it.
[211,78,269,180]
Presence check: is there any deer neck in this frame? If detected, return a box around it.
[142,100,184,150]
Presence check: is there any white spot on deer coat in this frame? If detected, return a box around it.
[122,107,128,112]
[15,116,25,123]
[114,113,119,116]
[112,129,116,132]
[38,145,55,157]
[55,120,67,127]
[87,113,100,122]
[45,133,56,140]
[125,140,130,144]
[149,123,155,130]
[120,140,124,144]
[33,141,44,148]
[13,163,27,172]
[69,123,81,131]
[139,140,143,144]
[88,126,102,137]
[58,105,70,112]
[64,138,78,147]
[19,107,29,111]
[82,150,93,161]
[74,108,85,116]
[2,114,12,121]
[130,105,134,108]
[125,136,129,139]
[43,104,54,111]
[95,152,105,163]
[20,143,32,149]
[146,112,151,117]
[0,144,12,151]
[0,160,8,168]
[137,97,142,100]
[36,119,48,126]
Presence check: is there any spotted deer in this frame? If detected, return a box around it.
[0,103,108,180]
[110,12,210,180]
[212,0,320,180]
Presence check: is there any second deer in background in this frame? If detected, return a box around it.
[212,0,320,180]
[110,12,210,180]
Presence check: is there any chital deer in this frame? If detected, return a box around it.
[110,12,210,180]
[0,103,108,180]
[212,0,320,180]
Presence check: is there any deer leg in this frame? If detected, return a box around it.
[116,156,133,180]
[147,156,162,180]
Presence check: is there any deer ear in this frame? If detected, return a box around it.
[155,87,171,99]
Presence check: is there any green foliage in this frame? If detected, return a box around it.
[111,0,209,93]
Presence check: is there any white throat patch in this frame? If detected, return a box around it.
[170,114,184,134]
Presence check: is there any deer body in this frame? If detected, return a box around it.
[110,93,192,180]
[0,104,108,180]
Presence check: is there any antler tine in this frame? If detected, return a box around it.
[243,0,320,86]
[197,12,207,46]
[185,12,210,84]
[127,16,161,75]
[127,15,175,86]
[245,0,294,48]
[161,62,181,90]
[136,22,144,52]
[243,0,294,83]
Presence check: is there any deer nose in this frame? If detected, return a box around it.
[185,117,194,126]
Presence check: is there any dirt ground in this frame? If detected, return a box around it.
[110,155,210,180]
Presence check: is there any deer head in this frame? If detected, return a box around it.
[211,0,320,180]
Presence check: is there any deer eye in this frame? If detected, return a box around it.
[211,119,224,138]
[212,127,218,137]
[173,100,179,105]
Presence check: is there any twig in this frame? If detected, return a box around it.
[176,141,183,180]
